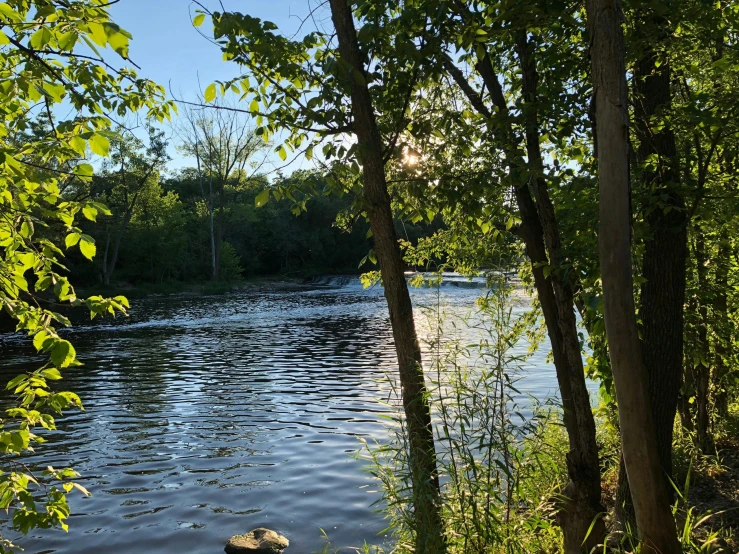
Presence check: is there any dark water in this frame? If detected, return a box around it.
[0,279,565,554]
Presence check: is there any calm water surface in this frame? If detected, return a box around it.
[0,279,566,553]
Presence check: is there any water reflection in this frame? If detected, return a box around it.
[0,281,569,553]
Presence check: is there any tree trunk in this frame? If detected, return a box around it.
[446,35,605,551]
[694,230,712,452]
[104,209,134,286]
[514,33,605,552]
[196,152,217,282]
[616,7,688,527]
[213,179,224,281]
[587,0,680,551]
[714,230,731,417]
[679,338,696,433]
[102,228,112,285]
[210,208,217,280]
[515,192,605,554]
[327,2,445,552]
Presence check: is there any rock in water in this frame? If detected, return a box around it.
[225,528,289,554]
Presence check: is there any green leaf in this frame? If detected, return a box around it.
[278,146,287,161]
[33,331,48,351]
[6,374,27,391]
[204,83,217,103]
[87,22,107,47]
[74,164,94,178]
[82,205,98,222]
[255,189,270,208]
[17,252,35,270]
[88,134,110,157]
[69,135,87,156]
[65,233,80,249]
[106,27,130,57]
[57,31,78,51]
[193,13,205,27]
[79,235,96,260]
[51,340,76,368]
[41,368,62,381]
[42,82,66,103]
[29,27,52,49]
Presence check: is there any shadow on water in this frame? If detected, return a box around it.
[0,281,570,553]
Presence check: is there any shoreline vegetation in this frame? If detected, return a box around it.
[322,279,739,554]
[320,411,739,554]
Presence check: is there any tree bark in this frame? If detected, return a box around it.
[328,2,445,552]
[714,230,731,417]
[586,0,680,551]
[103,207,135,286]
[694,230,712,451]
[514,33,605,553]
[214,179,225,281]
[445,33,605,552]
[193,142,218,282]
[615,6,688,527]
[515,191,605,554]
[102,228,112,285]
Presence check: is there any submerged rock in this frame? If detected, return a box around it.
[225,528,289,554]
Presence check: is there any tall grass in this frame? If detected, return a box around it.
[336,271,736,554]
[356,273,567,553]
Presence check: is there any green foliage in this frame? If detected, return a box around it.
[0,0,172,550]
[360,274,565,553]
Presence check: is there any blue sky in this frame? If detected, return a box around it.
[108,0,320,172]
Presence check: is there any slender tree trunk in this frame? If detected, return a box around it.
[714,230,731,417]
[328,2,445,552]
[515,192,605,554]
[515,33,605,552]
[694,230,712,451]
[209,206,217,280]
[213,178,224,281]
[102,228,112,285]
[446,36,604,551]
[104,209,134,286]
[679,329,696,434]
[587,0,680,551]
[195,147,217,282]
[615,5,688,530]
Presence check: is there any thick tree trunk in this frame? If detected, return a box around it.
[328,2,445,552]
[587,0,680,551]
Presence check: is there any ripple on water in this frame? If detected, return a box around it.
[0,284,576,553]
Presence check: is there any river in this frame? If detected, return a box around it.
[0,277,567,553]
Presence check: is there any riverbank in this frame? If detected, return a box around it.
[76,271,502,300]
[347,406,739,554]
[77,276,317,299]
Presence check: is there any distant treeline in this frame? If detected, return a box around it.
[69,159,441,286]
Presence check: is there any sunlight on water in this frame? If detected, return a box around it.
[0,279,581,553]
